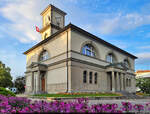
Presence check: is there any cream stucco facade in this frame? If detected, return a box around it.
[24,5,137,94]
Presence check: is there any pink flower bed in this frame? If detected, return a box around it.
[0,95,150,113]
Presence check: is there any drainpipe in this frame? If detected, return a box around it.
[66,30,69,93]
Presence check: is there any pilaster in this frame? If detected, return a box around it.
[121,73,124,91]
[116,72,120,91]
[112,71,115,92]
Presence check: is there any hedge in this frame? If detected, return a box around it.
[0,87,15,96]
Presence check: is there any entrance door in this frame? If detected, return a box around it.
[41,76,45,92]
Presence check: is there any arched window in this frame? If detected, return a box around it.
[106,53,116,63]
[124,59,130,68]
[94,73,97,84]
[83,71,87,83]
[89,72,93,84]
[82,44,96,57]
[39,50,49,61]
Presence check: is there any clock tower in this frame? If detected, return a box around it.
[39,4,67,40]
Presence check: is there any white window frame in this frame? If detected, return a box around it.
[106,53,113,63]
[83,44,96,57]
[39,50,49,61]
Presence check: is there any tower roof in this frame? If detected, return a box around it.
[40,4,67,16]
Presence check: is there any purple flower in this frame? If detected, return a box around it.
[11,109,16,113]
[133,104,144,111]
[121,102,132,112]
[0,94,150,113]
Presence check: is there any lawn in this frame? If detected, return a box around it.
[33,92,122,98]
[136,92,150,97]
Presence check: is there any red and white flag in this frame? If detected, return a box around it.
[35,26,40,32]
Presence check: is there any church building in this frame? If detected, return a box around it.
[24,5,137,94]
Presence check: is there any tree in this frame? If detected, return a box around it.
[14,76,25,93]
[136,78,150,94]
[0,61,13,87]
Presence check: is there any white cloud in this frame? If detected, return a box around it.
[0,0,79,43]
[135,52,150,65]
[136,52,150,59]
[0,0,46,43]
[1,0,150,43]
[99,16,120,34]
[108,40,129,49]
[138,46,150,49]
[99,13,150,34]
[0,49,26,79]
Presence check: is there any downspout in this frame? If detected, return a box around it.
[66,30,69,93]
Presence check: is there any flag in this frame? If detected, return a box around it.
[36,26,40,32]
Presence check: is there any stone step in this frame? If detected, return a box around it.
[117,91,142,99]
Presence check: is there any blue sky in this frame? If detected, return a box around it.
[0,0,150,79]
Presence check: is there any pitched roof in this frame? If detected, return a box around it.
[136,70,150,73]
[23,23,137,59]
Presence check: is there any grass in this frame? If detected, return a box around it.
[33,92,122,98]
[136,92,150,96]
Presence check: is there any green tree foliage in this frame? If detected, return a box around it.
[14,76,25,93]
[0,61,13,87]
[0,87,15,96]
[136,78,150,94]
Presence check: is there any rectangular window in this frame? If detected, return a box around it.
[83,71,87,83]
[89,72,92,84]
[106,54,112,63]
[95,73,97,84]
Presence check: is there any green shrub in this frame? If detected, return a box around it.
[136,78,150,94]
[0,87,15,96]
